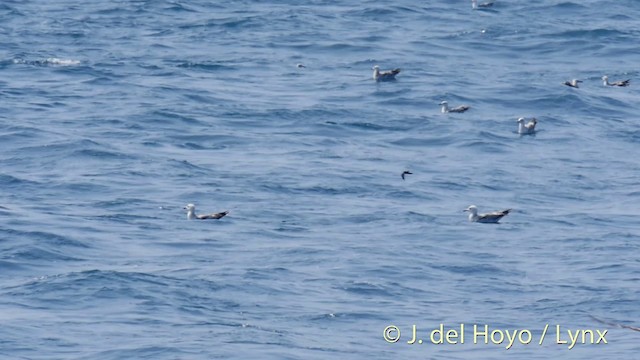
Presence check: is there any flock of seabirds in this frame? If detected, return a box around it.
[178,0,640,333]
[184,0,633,226]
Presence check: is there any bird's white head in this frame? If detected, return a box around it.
[517,117,525,123]
[464,205,478,214]
[602,76,608,81]
[372,65,380,70]
[440,101,448,105]
[184,204,196,219]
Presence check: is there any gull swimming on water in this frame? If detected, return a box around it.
[472,0,495,9]
[372,65,400,81]
[517,117,537,134]
[464,205,511,223]
[590,315,640,333]
[563,79,582,88]
[184,204,229,220]
[602,76,630,87]
[440,101,470,113]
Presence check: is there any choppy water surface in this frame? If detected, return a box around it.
[1,0,639,359]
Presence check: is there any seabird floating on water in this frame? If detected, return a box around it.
[440,101,470,113]
[296,63,306,68]
[602,76,630,87]
[464,205,511,223]
[472,0,495,9]
[517,117,537,134]
[401,171,412,180]
[563,79,582,88]
[590,315,640,333]
[372,65,401,82]
[184,204,229,220]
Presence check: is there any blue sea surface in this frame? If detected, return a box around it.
[1,0,639,359]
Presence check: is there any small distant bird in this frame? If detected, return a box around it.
[184,204,229,220]
[602,76,630,87]
[401,171,413,180]
[372,65,401,81]
[464,205,511,223]
[517,117,537,134]
[472,0,495,9]
[563,79,583,88]
[590,315,640,333]
[440,101,470,113]
[296,63,306,68]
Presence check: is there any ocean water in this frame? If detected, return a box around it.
[1,0,639,358]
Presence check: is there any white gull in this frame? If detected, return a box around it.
[440,101,470,113]
[372,65,400,81]
[563,79,582,88]
[184,204,229,220]
[517,117,537,134]
[602,75,630,87]
[472,0,495,9]
[464,205,511,223]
